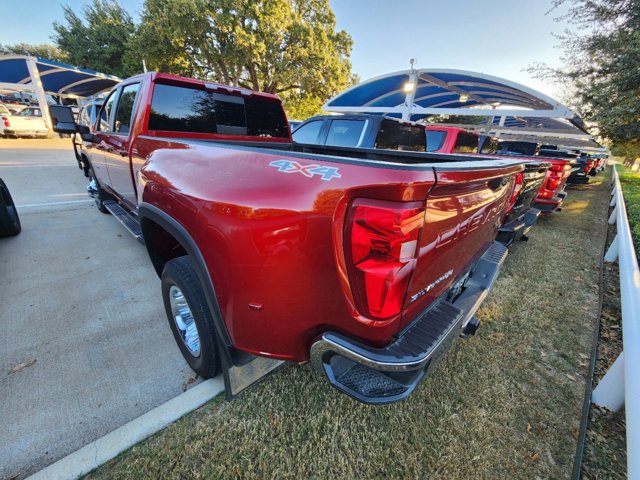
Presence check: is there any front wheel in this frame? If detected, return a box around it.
[161,256,220,378]
[88,166,109,214]
[0,178,21,237]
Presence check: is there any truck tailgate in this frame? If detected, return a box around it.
[400,164,521,330]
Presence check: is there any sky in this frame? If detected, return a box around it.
[0,0,573,100]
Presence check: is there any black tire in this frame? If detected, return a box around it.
[88,165,110,214]
[161,256,220,378]
[81,155,90,178]
[0,178,21,237]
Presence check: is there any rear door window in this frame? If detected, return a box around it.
[148,83,289,138]
[292,120,323,144]
[325,119,365,147]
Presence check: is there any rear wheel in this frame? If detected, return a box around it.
[161,256,220,378]
[0,178,21,237]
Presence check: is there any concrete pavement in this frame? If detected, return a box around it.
[0,139,199,478]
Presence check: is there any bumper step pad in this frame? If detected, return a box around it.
[312,241,507,404]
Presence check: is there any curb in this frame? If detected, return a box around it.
[28,378,225,480]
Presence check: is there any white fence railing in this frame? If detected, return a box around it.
[592,166,640,479]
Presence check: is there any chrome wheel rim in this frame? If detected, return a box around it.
[169,285,201,357]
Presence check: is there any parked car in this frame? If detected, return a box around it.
[51,72,524,404]
[0,178,21,237]
[0,105,48,138]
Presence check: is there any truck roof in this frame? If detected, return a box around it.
[124,71,283,102]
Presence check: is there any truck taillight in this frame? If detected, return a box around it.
[2,117,9,128]
[545,165,564,193]
[585,160,594,174]
[346,200,425,320]
[506,172,524,213]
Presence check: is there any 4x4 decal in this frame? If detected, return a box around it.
[269,160,341,181]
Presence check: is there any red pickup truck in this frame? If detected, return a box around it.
[426,126,550,244]
[427,126,574,214]
[51,72,524,404]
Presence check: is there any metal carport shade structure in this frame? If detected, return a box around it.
[323,68,597,147]
[0,55,121,133]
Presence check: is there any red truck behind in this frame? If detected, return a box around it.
[426,126,574,213]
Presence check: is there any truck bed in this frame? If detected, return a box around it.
[143,136,525,170]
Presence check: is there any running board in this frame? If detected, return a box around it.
[103,200,144,244]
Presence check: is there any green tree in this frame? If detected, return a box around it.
[52,0,139,77]
[530,0,640,157]
[134,0,354,119]
[0,43,67,62]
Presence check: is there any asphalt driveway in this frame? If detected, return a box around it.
[0,138,198,478]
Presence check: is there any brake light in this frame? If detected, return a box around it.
[506,172,524,213]
[347,200,425,320]
[545,165,565,192]
[2,117,10,128]
[585,160,594,174]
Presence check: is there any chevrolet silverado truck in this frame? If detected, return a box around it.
[426,126,550,244]
[51,72,524,404]
[480,139,575,213]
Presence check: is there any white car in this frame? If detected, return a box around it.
[0,104,48,138]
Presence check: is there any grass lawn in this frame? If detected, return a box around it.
[87,173,611,480]
[616,164,640,254]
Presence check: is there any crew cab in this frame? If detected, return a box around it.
[293,113,427,152]
[426,126,550,244]
[51,72,524,404]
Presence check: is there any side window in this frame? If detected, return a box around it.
[78,107,89,126]
[325,120,365,147]
[292,120,323,144]
[426,130,447,152]
[453,132,479,153]
[97,90,118,132]
[113,83,140,135]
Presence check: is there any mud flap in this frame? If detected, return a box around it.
[220,345,286,400]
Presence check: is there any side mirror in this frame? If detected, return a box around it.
[77,124,96,142]
[49,105,78,134]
